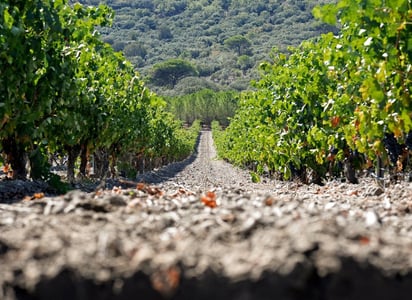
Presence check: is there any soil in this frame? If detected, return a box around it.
[1,130,412,300]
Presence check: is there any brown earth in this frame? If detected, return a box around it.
[1,130,412,300]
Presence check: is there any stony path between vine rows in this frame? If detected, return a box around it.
[1,130,412,300]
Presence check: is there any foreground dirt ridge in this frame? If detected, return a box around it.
[1,131,412,300]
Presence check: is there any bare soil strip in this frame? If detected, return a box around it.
[1,131,412,299]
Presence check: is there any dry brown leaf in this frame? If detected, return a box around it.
[147,186,164,196]
[33,192,45,199]
[201,191,217,208]
[137,182,146,191]
[151,266,180,298]
[136,183,164,197]
[331,115,340,128]
[264,196,274,206]
[23,192,45,201]
[359,235,370,245]
[206,191,216,199]
[2,164,10,173]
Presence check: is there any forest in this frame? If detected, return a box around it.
[75,0,336,96]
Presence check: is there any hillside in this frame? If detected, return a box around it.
[78,0,336,96]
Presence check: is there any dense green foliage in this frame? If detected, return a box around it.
[214,0,412,183]
[148,58,198,88]
[0,0,200,183]
[224,35,252,56]
[167,89,238,126]
[211,120,227,155]
[76,0,336,95]
[117,119,201,178]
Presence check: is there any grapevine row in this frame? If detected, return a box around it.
[0,0,199,187]
[213,0,412,183]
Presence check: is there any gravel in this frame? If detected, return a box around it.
[1,130,412,299]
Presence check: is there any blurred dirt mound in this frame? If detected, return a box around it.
[1,132,412,300]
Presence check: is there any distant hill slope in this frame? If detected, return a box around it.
[78,0,336,95]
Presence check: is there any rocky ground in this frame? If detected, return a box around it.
[1,131,412,300]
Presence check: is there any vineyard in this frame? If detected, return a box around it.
[0,0,200,189]
[2,1,412,299]
[213,0,412,184]
[1,0,412,188]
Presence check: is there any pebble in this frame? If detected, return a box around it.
[1,131,412,299]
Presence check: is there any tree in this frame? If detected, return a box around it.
[224,35,252,55]
[217,0,231,11]
[167,89,238,126]
[123,42,147,58]
[158,25,173,40]
[237,55,253,72]
[149,59,198,87]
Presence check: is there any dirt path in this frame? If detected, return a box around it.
[136,130,274,192]
[1,131,412,300]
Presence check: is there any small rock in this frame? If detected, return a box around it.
[107,195,127,206]
[363,186,385,197]
[364,210,380,227]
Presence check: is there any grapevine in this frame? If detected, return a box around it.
[0,0,200,184]
[214,0,412,183]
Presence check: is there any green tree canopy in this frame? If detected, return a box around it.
[78,0,336,93]
[149,58,198,87]
[167,89,238,126]
[158,25,173,40]
[224,35,252,55]
[123,42,148,58]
